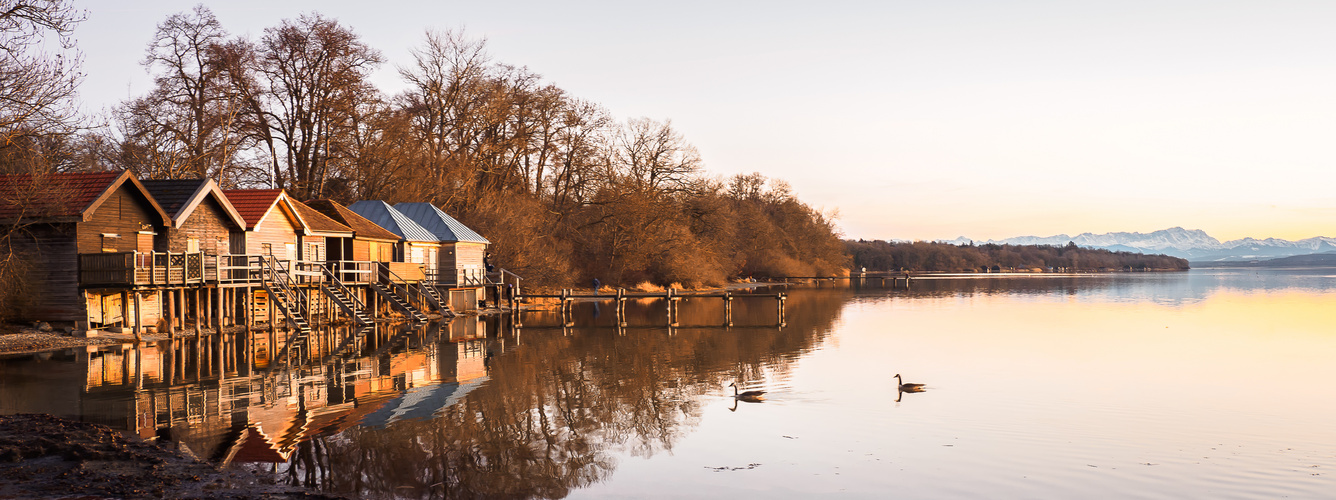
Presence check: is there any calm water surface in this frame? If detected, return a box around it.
[3,268,1335,498]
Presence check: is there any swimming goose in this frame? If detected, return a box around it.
[730,382,766,402]
[894,374,925,391]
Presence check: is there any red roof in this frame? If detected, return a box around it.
[0,171,124,221]
[222,189,285,229]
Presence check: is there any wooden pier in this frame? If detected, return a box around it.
[514,288,787,328]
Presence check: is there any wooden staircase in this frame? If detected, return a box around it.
[371,281,429,323]
[418,282,454,317]
[260,257,312,335]
[318,264,373,325]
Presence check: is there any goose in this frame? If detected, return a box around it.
[894,374,925,392]
[730,382,766,402]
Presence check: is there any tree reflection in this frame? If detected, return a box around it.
[277,289,847,499]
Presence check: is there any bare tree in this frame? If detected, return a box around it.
[250,13,382,199]
[608,118,701,196]
[117,5,251,183]
[0,0,84,151]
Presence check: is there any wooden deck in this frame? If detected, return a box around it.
[79,252,420,288]
[80,252,207,286]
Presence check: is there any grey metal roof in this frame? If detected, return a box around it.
[347,200,438,243]
[394,202,491,244]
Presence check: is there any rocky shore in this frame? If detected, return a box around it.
[0,414,341,499]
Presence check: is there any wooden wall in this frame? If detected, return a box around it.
[440,242,487,285]
[4,223,83,322]
[245,208,300,258]
[77,186,159,254]
[299,235,325,262]
[160,197,238,254]
[350,239,394,262]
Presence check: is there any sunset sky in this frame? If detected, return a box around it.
[76,1,1336,242]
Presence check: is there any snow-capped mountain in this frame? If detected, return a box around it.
[940,227,1336,262]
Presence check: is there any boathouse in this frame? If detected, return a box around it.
[346,200,439,282]
[222,189,304,260]
[140,178,247,255]
[394,202,490,286]
[0,170,170,325]
[302,199,399,265]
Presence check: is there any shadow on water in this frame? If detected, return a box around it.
[0,289,848,499]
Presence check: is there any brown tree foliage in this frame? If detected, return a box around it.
[5,11,849,288]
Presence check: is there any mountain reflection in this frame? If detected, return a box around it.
[0,288,846,499]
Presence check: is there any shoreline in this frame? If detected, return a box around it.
[0,413,342,499]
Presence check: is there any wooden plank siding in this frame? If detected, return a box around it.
[5,223,83,322]
[158,197,239,255]
[77,187,158,254]
[245,208,301,258]
[440,242,487,285]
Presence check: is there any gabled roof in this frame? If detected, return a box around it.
[394,202,490,244]
[289,199,352,237]
[304,199,400,242]
[141,178,246,230]
[222,189,305,231]
[0,170,168,225]
[347,200,438,243]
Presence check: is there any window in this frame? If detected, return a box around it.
[187,237,200,253]
[262,243,273,256]
[101,233,120,253]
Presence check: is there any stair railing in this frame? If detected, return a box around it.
[319,262,367,312]
[377,262,429,309]
[261,256,310,328]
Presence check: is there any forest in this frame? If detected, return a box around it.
[0,2,847,288]
[846,240,1190,272]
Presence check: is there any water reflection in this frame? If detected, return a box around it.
[5,270,1332,498]
[848,266,1336,306]
[0,289,846,498]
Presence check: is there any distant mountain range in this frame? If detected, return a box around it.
[940,227,1336,262]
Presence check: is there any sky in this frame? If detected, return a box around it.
[73,1,1336,242]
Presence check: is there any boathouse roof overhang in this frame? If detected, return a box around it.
[0,170,169,226]
[393,202,491,245]
[141,178,247,230]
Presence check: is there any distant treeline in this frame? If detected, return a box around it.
[0,5,847,288]
[846,240,1190,272]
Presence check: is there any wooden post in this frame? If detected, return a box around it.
[193,289,201,334]
[177,289,186,333]
[166,288,176,336]
[213,287,222,330]
[724,291,733,327]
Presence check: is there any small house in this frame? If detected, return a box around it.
[303,199,399,264]
[289,199,353,265]
[394,202,490,286]
[346,201,440,282]
[141,178,247,255]
[222,189,304,260]
[0,170,169,325]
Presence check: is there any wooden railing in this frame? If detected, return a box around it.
[80,251,206,286]
[80,251,431,290]
[330,260,376,285]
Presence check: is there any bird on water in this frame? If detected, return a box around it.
[894,374,925,392]
[730,382,766,402]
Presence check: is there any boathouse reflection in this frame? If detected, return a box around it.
[3,289,848,498]
[73,317,493,466]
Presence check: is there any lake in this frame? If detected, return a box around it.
[2,268,1335,498]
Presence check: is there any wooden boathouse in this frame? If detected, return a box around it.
[393,202,490,287]
[2,170,500,333]
[0,170,171,326]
